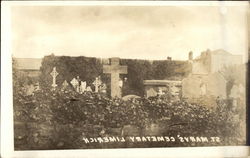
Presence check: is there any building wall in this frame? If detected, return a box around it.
[192,61,209,75]
[183,50,244,107]
[191,50,242,74]
[191,51,211,74]
[182,73,227,100]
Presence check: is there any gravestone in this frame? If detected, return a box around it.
[103,58,127,98]
[92,77,102,93]
[100,83,107,94]
[76,76,81,92]
[147,87,158,97]
[182,72,226,103]
[62,80,69,90]
[86,86,92,92]
[71,78,79,92]
[50,67,59,90]
[80,81,86,93]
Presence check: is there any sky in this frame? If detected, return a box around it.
[11,3,249,60]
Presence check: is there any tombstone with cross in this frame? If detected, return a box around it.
[92,77,102,93]
[103,58,127,98]
[71,78,79,92]
[50,67,59,90]
[62,80,69,90]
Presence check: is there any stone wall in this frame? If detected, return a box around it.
[182,73,227,107]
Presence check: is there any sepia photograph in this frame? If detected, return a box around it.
[1,1,249,157]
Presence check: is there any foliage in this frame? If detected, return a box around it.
[13,89,245,149]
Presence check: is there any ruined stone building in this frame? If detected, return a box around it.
[190,49,242,74]
[182,49,243,106]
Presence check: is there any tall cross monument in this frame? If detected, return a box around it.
[50,67,59,90]
[103,58,127,98]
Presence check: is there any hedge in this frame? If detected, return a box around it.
[39,54,191,96]
[14,88,245,149]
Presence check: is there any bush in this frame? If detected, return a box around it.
[13,89,245,149]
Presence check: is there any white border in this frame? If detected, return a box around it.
[2,1,249,6]
[1,1,249,158]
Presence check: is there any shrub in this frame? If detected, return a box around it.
[13,89,245,149]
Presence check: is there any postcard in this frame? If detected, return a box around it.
[1,1,249,158]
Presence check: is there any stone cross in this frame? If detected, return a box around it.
[92,77,102,93]
[62,80,69,90]
[50,67,59,90]
[103,58,127,98]
[71,78,79,92]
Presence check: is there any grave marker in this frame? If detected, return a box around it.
[80,81,87,93]
[86,86,92,92]
[100,83,107,94]
[71,78,79,92]
[103,58,127,98]
[92,77,102,93]
[62,80,69,90]
[50,67,59,90]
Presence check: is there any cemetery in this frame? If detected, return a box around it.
[13,50,246,150]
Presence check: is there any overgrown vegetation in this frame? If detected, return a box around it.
[14,89,245,149]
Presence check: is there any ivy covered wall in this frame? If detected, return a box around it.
[39,54,191,96]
